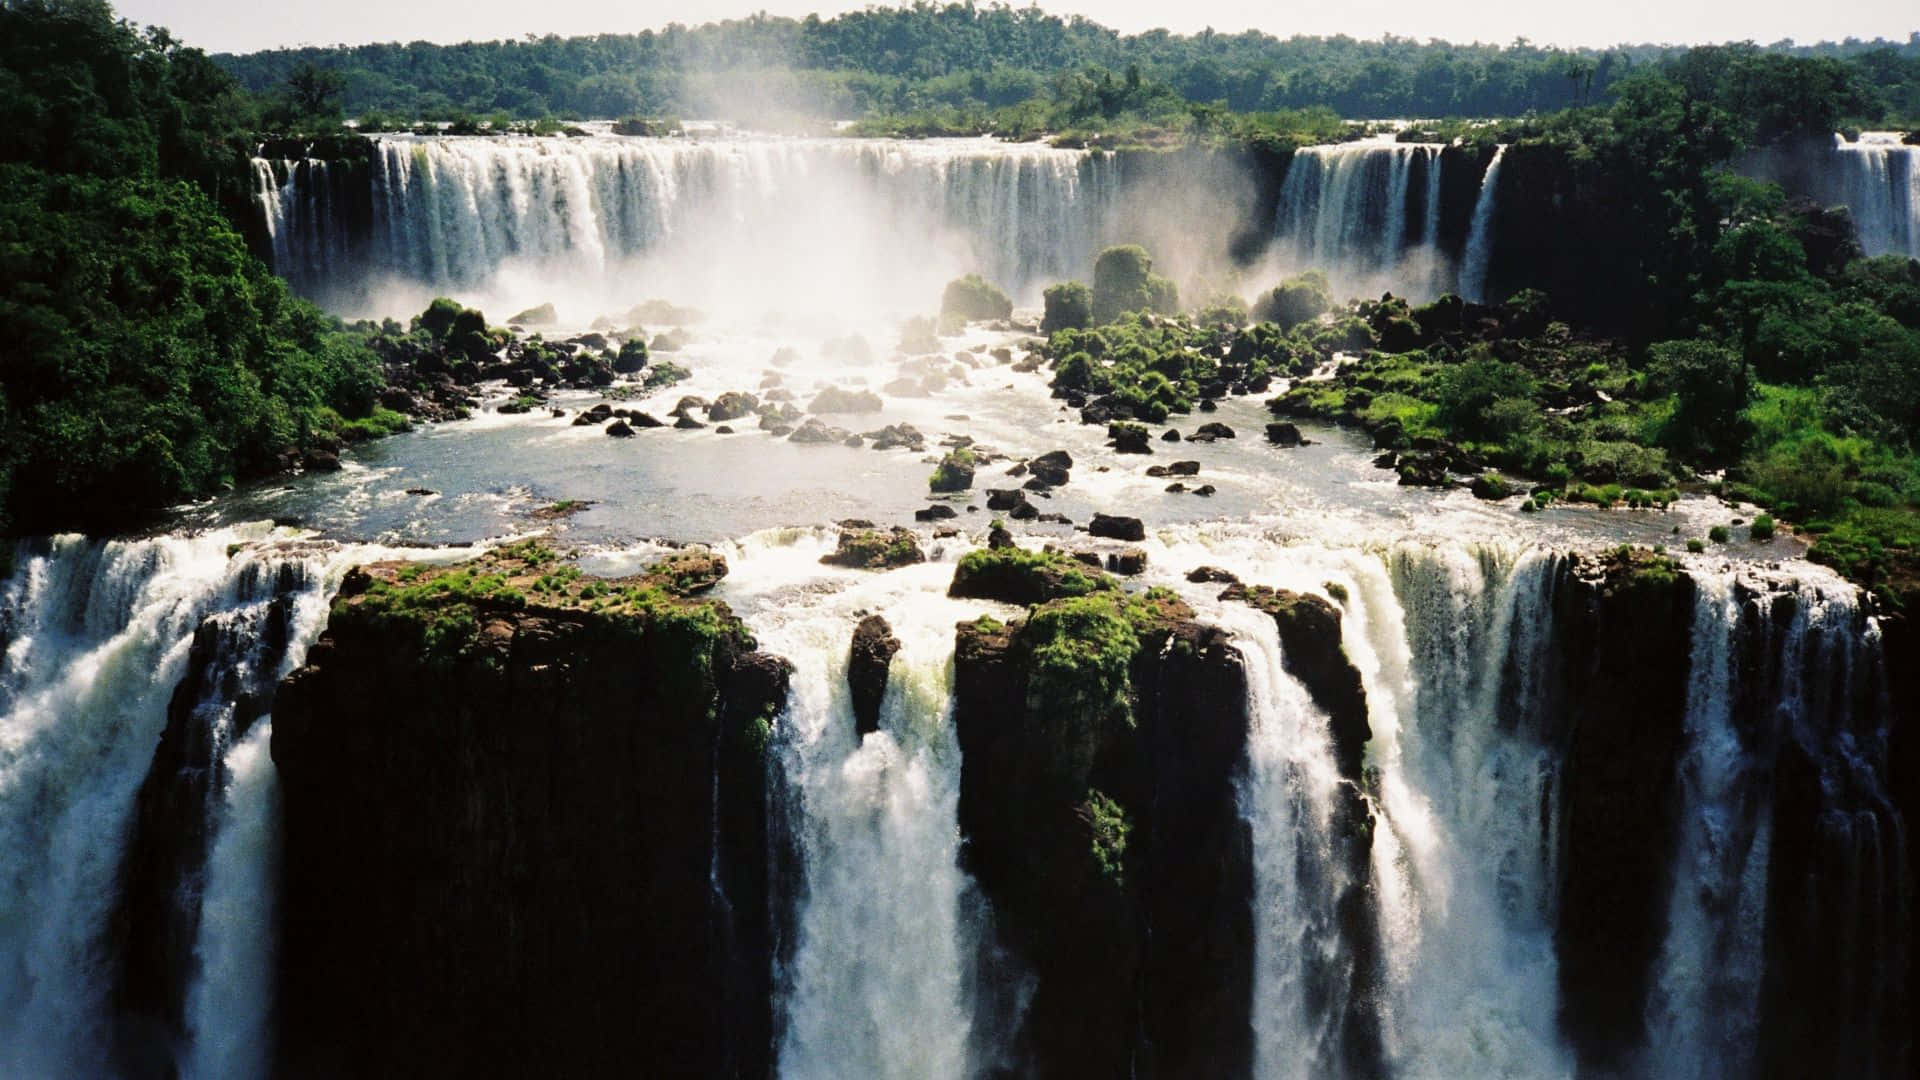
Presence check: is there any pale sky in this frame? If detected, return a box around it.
[119,0,1917,55]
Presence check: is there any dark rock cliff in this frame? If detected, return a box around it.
[270,544,788,1078]
[1553,549,1696,1074]
[947,561,1380,1079]
[951,589,1253,1079]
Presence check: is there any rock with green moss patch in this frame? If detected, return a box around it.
[948,545,1116,606]
[820,527,926,571]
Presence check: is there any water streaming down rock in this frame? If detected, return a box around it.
[715,532,1011,1079]
[180,719,280,1080]
[1271,141,1451,294]
[1460,146,1508,303]
[0,531,343,1078]
[255,135,1118,312]
[1369,546,1570,1078]
[1220,603,1350,1079]
[1826,135,1920,259]
[1208,535,1910,1080]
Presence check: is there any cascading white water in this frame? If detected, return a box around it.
[1218,603,1349,1078]
[0,533,278,1075]
[0,528,418,1077]
[716,531,1011,1080]
[1643,568,1894,1079]
[1460,146,1507,303]
[257,135,1117,316]
[1828,134,1920,259]
[181,719,280,1080]
[1370,545,1570,1078]
[1643,571,1768,1080]
[1274,141,1447,285]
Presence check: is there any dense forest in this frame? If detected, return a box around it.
[209,4,1920,132]
[0,0,398,533]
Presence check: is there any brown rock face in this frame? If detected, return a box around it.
[269,547,788,1079]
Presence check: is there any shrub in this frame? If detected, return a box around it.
[1092,245,1178,323]
[1709,525,1732,543]
[941,274,1013,322]
[1042,281,1093,332]
[1252,271,1332,329]
[1687,538,1706,553]
[1750,513,1776,541]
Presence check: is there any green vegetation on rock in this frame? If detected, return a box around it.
[940,274,1013,323]
[1091,245,1180,324]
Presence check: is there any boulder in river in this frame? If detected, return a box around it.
[1088,513,1146,542]
[1266,423,1304,447]
[847,615,902,737]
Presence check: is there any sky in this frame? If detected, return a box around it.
[118,0,1918,55]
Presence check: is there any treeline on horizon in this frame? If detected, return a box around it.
[210,2,1920,133]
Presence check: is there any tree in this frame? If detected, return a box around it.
[1042,281,1092,332]
[286,61,347,119]
[1648,339,1752,460]
[1091,245,1178,323]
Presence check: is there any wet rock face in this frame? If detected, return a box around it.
[111,562,307,1073]
[950,592,1253,1079]
[847,615,902,738]
[1553,549,1694,1075]
[1222,584,1369,779]
[269,549,787,1080]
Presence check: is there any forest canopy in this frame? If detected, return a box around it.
[207,4,1920,131]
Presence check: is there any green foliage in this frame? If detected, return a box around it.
[1252,271,1332,330]
[1092,245,1178,324]
[1750,513,1776,540]
[940,273,1012,323]
[929,447,975,493]
[1710,525,1732,543]
[949,544,1114,606]
[212,5,1919,131]
[642,361,691,388]
[0,164,387,531]
[1042,280,1093,333]
[1024,592,1140,720]
[1432,356,1537,441]
[1081,789,1131,887]
[1647,339,1752,460]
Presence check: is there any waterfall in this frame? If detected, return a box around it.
[1645,568,1909,1078]
[1643,572,1768,1079]
[1221,604,1350,1078]
[1829,135,1919,259]
[1460,147,1507,303]
[0,530,364,1077]
[1366,545,1571,1077]
[1272,140,1450,300]
[181,720,280,1080]
[253,135,1117,315]
[1215,541,1567,1078]
[718,532,1008,1080]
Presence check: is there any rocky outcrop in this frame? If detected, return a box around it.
[847,615,901,738]
[950,586,1253,1078]
[818,527,925,570]
[1553,548,1694,1073]
[270,543,788,1079]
